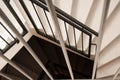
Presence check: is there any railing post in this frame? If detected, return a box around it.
[0,8,54,80]
[44,0,74,79]
[92,0,110,80]
[0,72,13,80]
[0,52,33,80]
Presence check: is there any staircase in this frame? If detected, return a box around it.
[53,0,120,79]
[0,0,120,79]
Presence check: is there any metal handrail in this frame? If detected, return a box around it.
[30,0,92,36]
[37,0,99,36]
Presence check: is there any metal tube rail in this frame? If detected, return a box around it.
[0,8,54,80]
[0,72,13,80]
[44,0,74,79]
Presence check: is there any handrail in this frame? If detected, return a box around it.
[37,0,99,36]
[30,0,92,36]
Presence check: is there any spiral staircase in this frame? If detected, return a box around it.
[0,0,120,80]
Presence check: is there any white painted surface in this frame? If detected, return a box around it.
[98,35,120,67]
[85,0,104,32]
[100,3,120,50]
[97,58,120,78]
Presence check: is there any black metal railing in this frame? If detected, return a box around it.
[0,0,28,53]
[18,0,98,58]
[33,0,98,36]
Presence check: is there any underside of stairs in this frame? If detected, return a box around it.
[0,35,94,80]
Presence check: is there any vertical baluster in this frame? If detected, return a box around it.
[0,36,10,45]
[0,72,13,80]
[31,3,47,35]
[81,31,84,52]
[19,0,40,34]
[88,35,92,58]
[43,9,56,39]
[73,27,77,50]
[64,21,70,47]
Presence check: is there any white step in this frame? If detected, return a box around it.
[107,0,120,18]
[97,57,120,78]
[100,2,120,51]
[98,35,120,67]
[91,1,120,46]
[97,74,120,80]
[84,0,120,55]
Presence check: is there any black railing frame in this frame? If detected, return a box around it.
[30,0,92,36]
[38,0,99,37]
[18,0,98,58]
